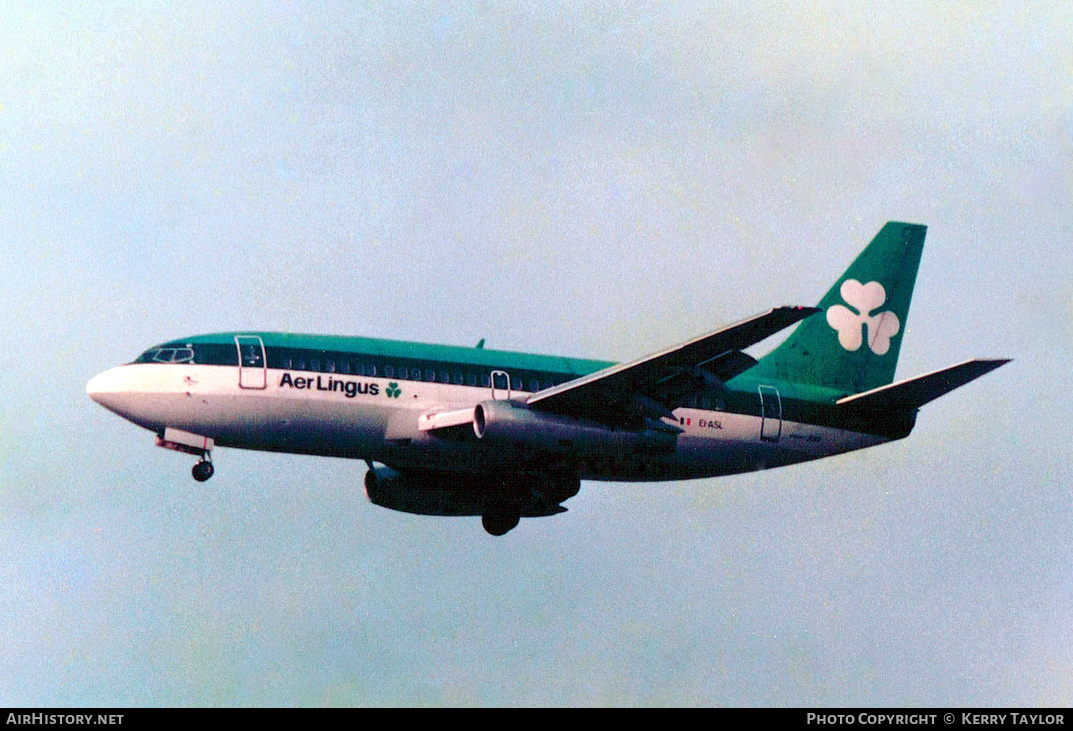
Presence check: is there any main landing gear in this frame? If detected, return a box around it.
[482,506,521,536]
[482,486,523,536]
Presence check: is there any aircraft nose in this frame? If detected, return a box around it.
[87,369,109,404]
[86,367,130,411]
[87,365,167,432]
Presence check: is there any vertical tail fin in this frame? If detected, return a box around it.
[751,222,927,394]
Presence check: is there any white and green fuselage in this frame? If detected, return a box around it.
[87,223,1007,534]
[87,333,897,479]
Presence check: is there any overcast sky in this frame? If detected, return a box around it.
[1,1,1070,706]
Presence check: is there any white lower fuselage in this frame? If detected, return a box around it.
[87,363,891,481]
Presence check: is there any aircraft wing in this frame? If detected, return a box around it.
[526,306,819,420]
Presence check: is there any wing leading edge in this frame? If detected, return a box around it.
[526,306,819,419]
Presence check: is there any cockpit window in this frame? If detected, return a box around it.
[148,348,193,363]
[133,342,235,366]
[135,348,178,363]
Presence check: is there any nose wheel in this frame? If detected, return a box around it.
[192,459,214,482]
[156,428,216,482]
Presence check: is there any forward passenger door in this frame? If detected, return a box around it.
[236,335,267,389]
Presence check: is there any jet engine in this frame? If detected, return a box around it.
[364,464,489,517]
[472,399,676,454]
[363,462,578,532]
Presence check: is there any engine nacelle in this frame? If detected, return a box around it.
[363,463,574,518]
[472,400,676,455]
[364,464,484,516]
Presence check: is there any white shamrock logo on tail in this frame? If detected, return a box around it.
[826,280,900,355]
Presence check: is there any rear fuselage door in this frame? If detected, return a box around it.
[236,335,267,389]
[758,385,782,442]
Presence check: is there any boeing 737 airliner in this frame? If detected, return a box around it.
[87,223,1008,535]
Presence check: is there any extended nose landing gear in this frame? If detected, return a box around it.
[155,427,216,482]
[192,459,214,482]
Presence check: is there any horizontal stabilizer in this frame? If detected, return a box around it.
[836,358,1010,410]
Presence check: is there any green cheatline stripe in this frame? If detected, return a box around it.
[157,333,911,437]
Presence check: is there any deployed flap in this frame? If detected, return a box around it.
[527,306,819,415]
[837,358,1010,410]
[699,350,759,383]
[640,351,759,411]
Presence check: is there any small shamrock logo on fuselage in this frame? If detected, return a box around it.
[385,382,401,398]
[826,279,900,355]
